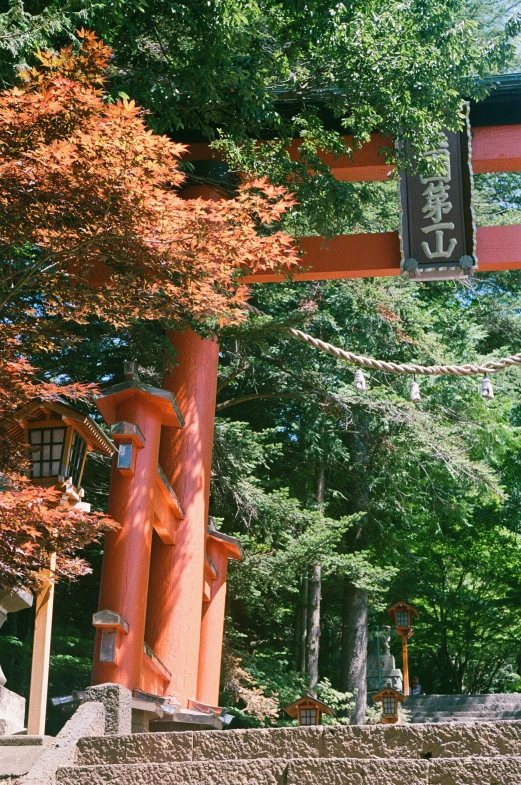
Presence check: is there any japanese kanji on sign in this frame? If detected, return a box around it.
[400,107,476,280]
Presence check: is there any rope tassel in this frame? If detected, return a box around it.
[354,369,367,391]
[410,380,421,403]
[481,377,494,400]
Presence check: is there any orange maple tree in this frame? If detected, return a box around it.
[0,30,298,590]
[0,29,297,327]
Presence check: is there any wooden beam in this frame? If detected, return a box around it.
[288,134,393,182]
[478,224,521,271]
[471,125,521,174]
[244,224,521,283]
[184,125,521,183]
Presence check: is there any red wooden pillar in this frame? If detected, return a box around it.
[197,529,242,706]
[145,330,219,705]
[92,396,161,689]
[92,371,181,691]
[144,172,227,705]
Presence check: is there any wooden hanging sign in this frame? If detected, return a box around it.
[400,108,476,280]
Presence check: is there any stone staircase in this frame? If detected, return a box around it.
[407,693,521,724]
[55,720,521,785]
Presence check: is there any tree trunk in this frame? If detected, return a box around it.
[340,411,370,724]
[307,562,321,690]
[306,462,325,689]
[293,595,302,672]
[340,580,368,724]
[299,576,308,676]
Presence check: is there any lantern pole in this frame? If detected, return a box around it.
[27,553,56,735]
[376,625,382,691]
[401,632,409,697]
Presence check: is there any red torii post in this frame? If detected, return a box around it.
[93,119,521,715]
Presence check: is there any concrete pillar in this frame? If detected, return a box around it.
[92,393,162,691]
[84,683,132,735]
[145,330,219,705]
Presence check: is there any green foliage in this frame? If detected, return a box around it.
[315,679,355,725]
[0,0,519,236]
[213,273,521,701]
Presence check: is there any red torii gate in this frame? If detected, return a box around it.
[91,108,521,723]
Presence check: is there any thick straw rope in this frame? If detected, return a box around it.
[243,302,521,377]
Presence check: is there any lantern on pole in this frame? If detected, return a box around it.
[8,397,115,497]
[283,691,334,726]
[372,685,406,724]
[386,601,418,697]
[6,397,114,735]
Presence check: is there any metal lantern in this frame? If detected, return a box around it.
[92,609,129,665]
[284,691,334,726]
[410,380,421,403]
[372,686,406,724]
[354,369,367,391]
[481,377,494,400]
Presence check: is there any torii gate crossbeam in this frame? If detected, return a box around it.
[189,124,521,281]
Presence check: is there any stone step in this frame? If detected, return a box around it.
[411,716,521,725]
[408,694,521,706]
[409,701,521,710]
[409,709,521,718]
[75,721,521,766]
[57,756,521,785]
[0,736,52,781]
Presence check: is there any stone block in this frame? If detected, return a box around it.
[56,760,288,785]
[192,726,322,760]
[76,732,194,766]
[22,702,105,785]
[85,683,132,735]
[429,755,521,784]
[0,686,26,735]
[0,743,49,779]
[322,720,521,759]
[0,588,33,615]
[287,758,428,785]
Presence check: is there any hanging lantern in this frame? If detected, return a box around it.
[481,377,494,400]
[410,380,421,403]
[354,369,367,391]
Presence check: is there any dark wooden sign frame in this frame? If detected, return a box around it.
[400,108,476,280]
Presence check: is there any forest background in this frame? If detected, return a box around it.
[2,0,521,732]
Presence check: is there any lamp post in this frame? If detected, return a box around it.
[375,625,382,691]
[7,398,114,734]
[386,601,418,697]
